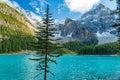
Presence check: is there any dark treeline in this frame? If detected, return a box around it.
[63,40,84,53]
[78,43,119,55]
[0,35,34,53]
[63,40,98,53]
[63,40,119,55]
[0,26,35,53]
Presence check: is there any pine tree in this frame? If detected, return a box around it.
[31,5,61,80]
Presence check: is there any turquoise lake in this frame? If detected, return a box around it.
[0,54,120,80]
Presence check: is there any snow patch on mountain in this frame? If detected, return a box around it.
[54,31,63,38]
[66,32,73,38]
[13,3,42,27]
[96,31,118,44]
[25,11,42,27]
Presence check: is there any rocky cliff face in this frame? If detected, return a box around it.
[61,18,77,37]
[61,18,96,42]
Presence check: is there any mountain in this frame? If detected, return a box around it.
[57,3,118,44]
[0,2,36,53]
[80,3,116,33]
[1,0,117,44]
[0,2,35,35]
[0,0,42,27]
[60,18,97,42]
[13,4,42,27]
[96,30,118,44]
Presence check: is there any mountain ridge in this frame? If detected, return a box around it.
[56,3,118,44]
[0,0,42,27]
[0,1,118,44]
[0,2,35,35]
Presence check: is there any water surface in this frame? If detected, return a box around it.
[0,54,120,80]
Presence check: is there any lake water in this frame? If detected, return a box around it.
[0,54,120,80]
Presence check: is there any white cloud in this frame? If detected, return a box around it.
[29,0,38,8]
[57,4,66,14]
[35,7,40,13]
[29,0,50,14]
[64,0,100,13]
[58,4,61,14]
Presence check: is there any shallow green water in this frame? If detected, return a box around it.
[0,54,120,80]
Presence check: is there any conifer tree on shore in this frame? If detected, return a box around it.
[32,5,61,80]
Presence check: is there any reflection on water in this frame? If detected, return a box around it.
[0,54,120,80]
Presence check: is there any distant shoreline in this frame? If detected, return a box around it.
[77,54,119,56]
[0,50,36,54]
[0,51,120,56]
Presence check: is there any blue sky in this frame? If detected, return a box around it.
[9,0,117,20]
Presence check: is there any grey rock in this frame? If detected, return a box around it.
[61,18,96,42]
